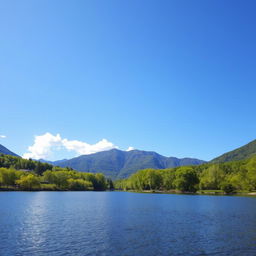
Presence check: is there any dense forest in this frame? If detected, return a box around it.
[0,154,113,191]
[115,155,256,194]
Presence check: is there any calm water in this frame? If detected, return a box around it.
[1,192,256,256]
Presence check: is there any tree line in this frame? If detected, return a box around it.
[0,154,53,175]
[0,154,113,191]
[115,155,256,193]
[2,153,256,193]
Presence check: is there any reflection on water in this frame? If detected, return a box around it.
[0,192,256,256]
[19,192,49,254]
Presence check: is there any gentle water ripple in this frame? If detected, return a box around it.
[0,192,256,256]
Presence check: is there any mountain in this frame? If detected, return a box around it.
[0,144,19,157]
[38,159,68,165]
[54,149,205,179]
[211,139,256,163]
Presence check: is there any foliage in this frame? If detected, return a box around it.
[67,178,93,191]
[0,154,53,175]
[199,165,224,190]
[40,183,57,190]
[0,155,111,191]
[174,167,199,192]
[220,182,236,194]
[16,174,41,190]
[116,155,256,193]
[0,167,19,187]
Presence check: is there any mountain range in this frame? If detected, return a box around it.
[53,149,205,179]
[1,138,256,179]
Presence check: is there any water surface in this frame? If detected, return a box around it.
[1,192,256,256]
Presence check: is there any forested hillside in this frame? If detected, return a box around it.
[211,139,256,163]
[0,154,112,191]
[116,155,256,193]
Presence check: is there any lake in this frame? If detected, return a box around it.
[0,192,256,256]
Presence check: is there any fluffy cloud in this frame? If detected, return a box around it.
[23,133,62,159]
[62,138,117,155]
[0,135,6,138]
[126,146,135,151]
[22,132,118,159]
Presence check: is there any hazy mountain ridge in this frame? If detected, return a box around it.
[0,144,19,157]
[38,159,68,165]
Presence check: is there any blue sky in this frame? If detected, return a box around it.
[1,0,256,161]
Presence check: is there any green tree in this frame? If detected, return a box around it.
[0,168,17,188]
[53,171,70,189]
[220,182,236,194]
[16,174,41,190]
[174,167,199,192]
[144,169,162,190]
[106,178,114,190]
[94,173,107,191]
[199,165,224,190]
[67,178,93,190]
[42,170,56,184]
[161,169,176,190]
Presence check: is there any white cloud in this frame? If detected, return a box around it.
[0,135,6,138]
[22,132,118,160]
[62,138,117,155]
[23,133,62,159]
[126,146,135,151]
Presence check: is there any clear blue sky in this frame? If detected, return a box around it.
[1,0,256,160]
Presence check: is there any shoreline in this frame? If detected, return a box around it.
[0,188,112,192]
[1,188,256,196]
[118,189,256,197]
